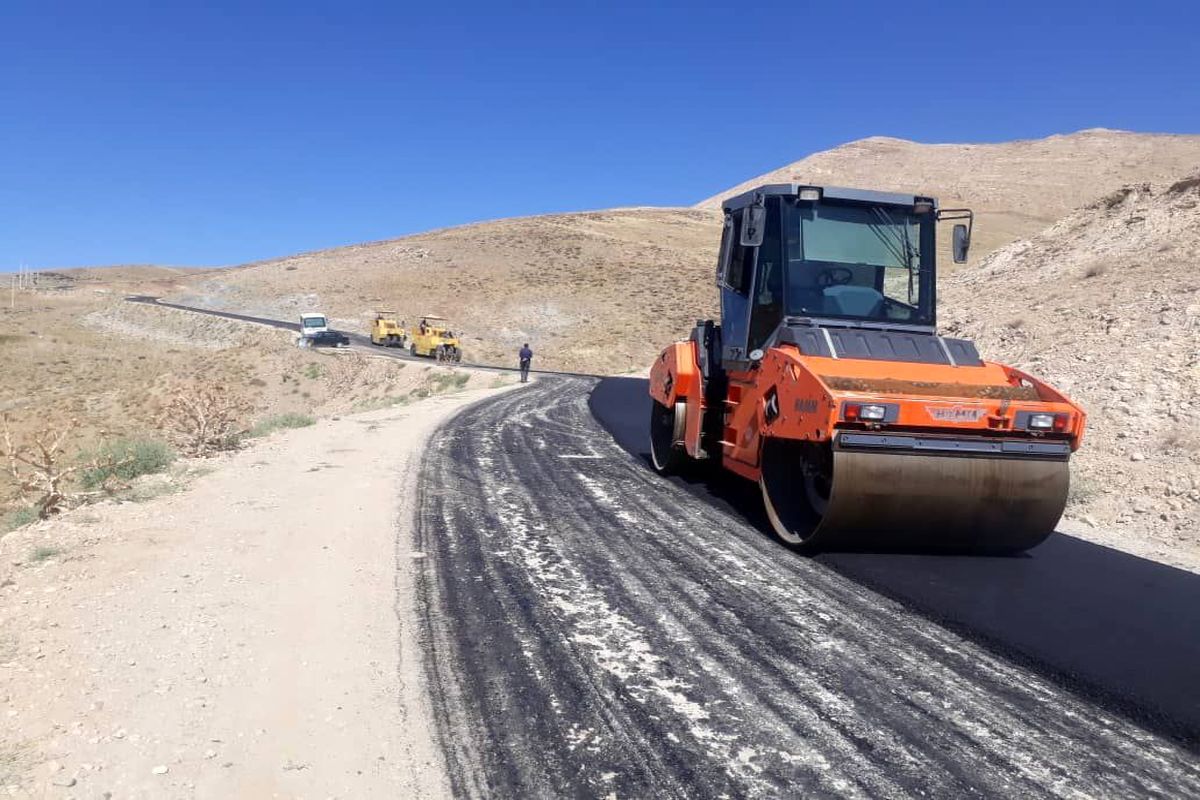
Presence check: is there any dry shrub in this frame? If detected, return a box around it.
[159,383,253,456]
[1167,175,1200,195]
[1,416,132,518]
[1094,186,1134,210]
[1161,428,1200,454]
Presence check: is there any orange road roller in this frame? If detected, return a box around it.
[649,184,1085,553]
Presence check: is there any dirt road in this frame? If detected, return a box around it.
[415,377,1200,798]
[1,385,515,798]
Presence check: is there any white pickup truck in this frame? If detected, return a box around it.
[297,312,349,348]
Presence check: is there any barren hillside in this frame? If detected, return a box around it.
[169,207,722,374]
[0,269,502,506]
[699,129,1200,264]
[940,175,1200,564]
[165,130,1200,378]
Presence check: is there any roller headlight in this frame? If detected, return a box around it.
[859,404,888,421]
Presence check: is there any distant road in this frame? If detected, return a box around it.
[414,377,1200,798]
[122,295,598,379]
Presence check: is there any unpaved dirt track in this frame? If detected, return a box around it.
[414,378,1200,799]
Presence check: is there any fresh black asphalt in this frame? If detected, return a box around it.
[413,377,1200,799]
[591,376,1200,748]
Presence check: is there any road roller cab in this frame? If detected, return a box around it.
[648,184,1086,553]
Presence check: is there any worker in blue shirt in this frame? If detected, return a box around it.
[518,343,533,383]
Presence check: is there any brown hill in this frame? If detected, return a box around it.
[940,174,1200,566]
[698,129,1200,264]
[166,130,1200,378]
[170,207,722,374]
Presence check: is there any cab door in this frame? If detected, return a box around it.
[718,212,756,368]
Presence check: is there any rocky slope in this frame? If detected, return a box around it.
[940,175,1200,565]
[699,129,1200,267]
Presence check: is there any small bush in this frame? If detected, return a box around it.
[248,413,316,438]
[430,372,470,392]
[1,507,37,533]
[1167,175,1200,195]
[30,546,60,562]
[80,439,175,489]
[303,363,322,380]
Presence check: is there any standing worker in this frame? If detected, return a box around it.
[518,343,533,383]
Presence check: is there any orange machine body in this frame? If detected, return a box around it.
[650,338,1086,483]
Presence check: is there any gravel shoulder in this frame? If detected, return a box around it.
[1,381,518,798]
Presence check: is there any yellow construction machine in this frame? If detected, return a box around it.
[409,315,462,363]
[369,311,408,348]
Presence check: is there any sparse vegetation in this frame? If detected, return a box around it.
[123,480,184,503]
[1,416,132,518]
[352,396,402,413]
[429,372,471,392]
[29,545,61,562]
[248,413,316,438]
[80,438,175,489]
[1161,429,1200,454]
[1167,175,1200,195]
[1,507,37,533]
[159,383,252,456]
[303,363,322,379]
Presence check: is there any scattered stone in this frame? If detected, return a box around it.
[51,777,76,788]
[151,765,169,775]
[1130,452,1146,462]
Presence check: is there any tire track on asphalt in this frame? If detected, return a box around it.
[414,377,1200,799]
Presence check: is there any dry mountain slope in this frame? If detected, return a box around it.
[171,207,722,374]
[699,129,1200,263]
[168,130,1200,377]
[940,174,1200,566]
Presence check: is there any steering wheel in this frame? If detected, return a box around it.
[815,267,854,288]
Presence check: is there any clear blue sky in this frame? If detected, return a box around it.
[2,1,1197,269]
